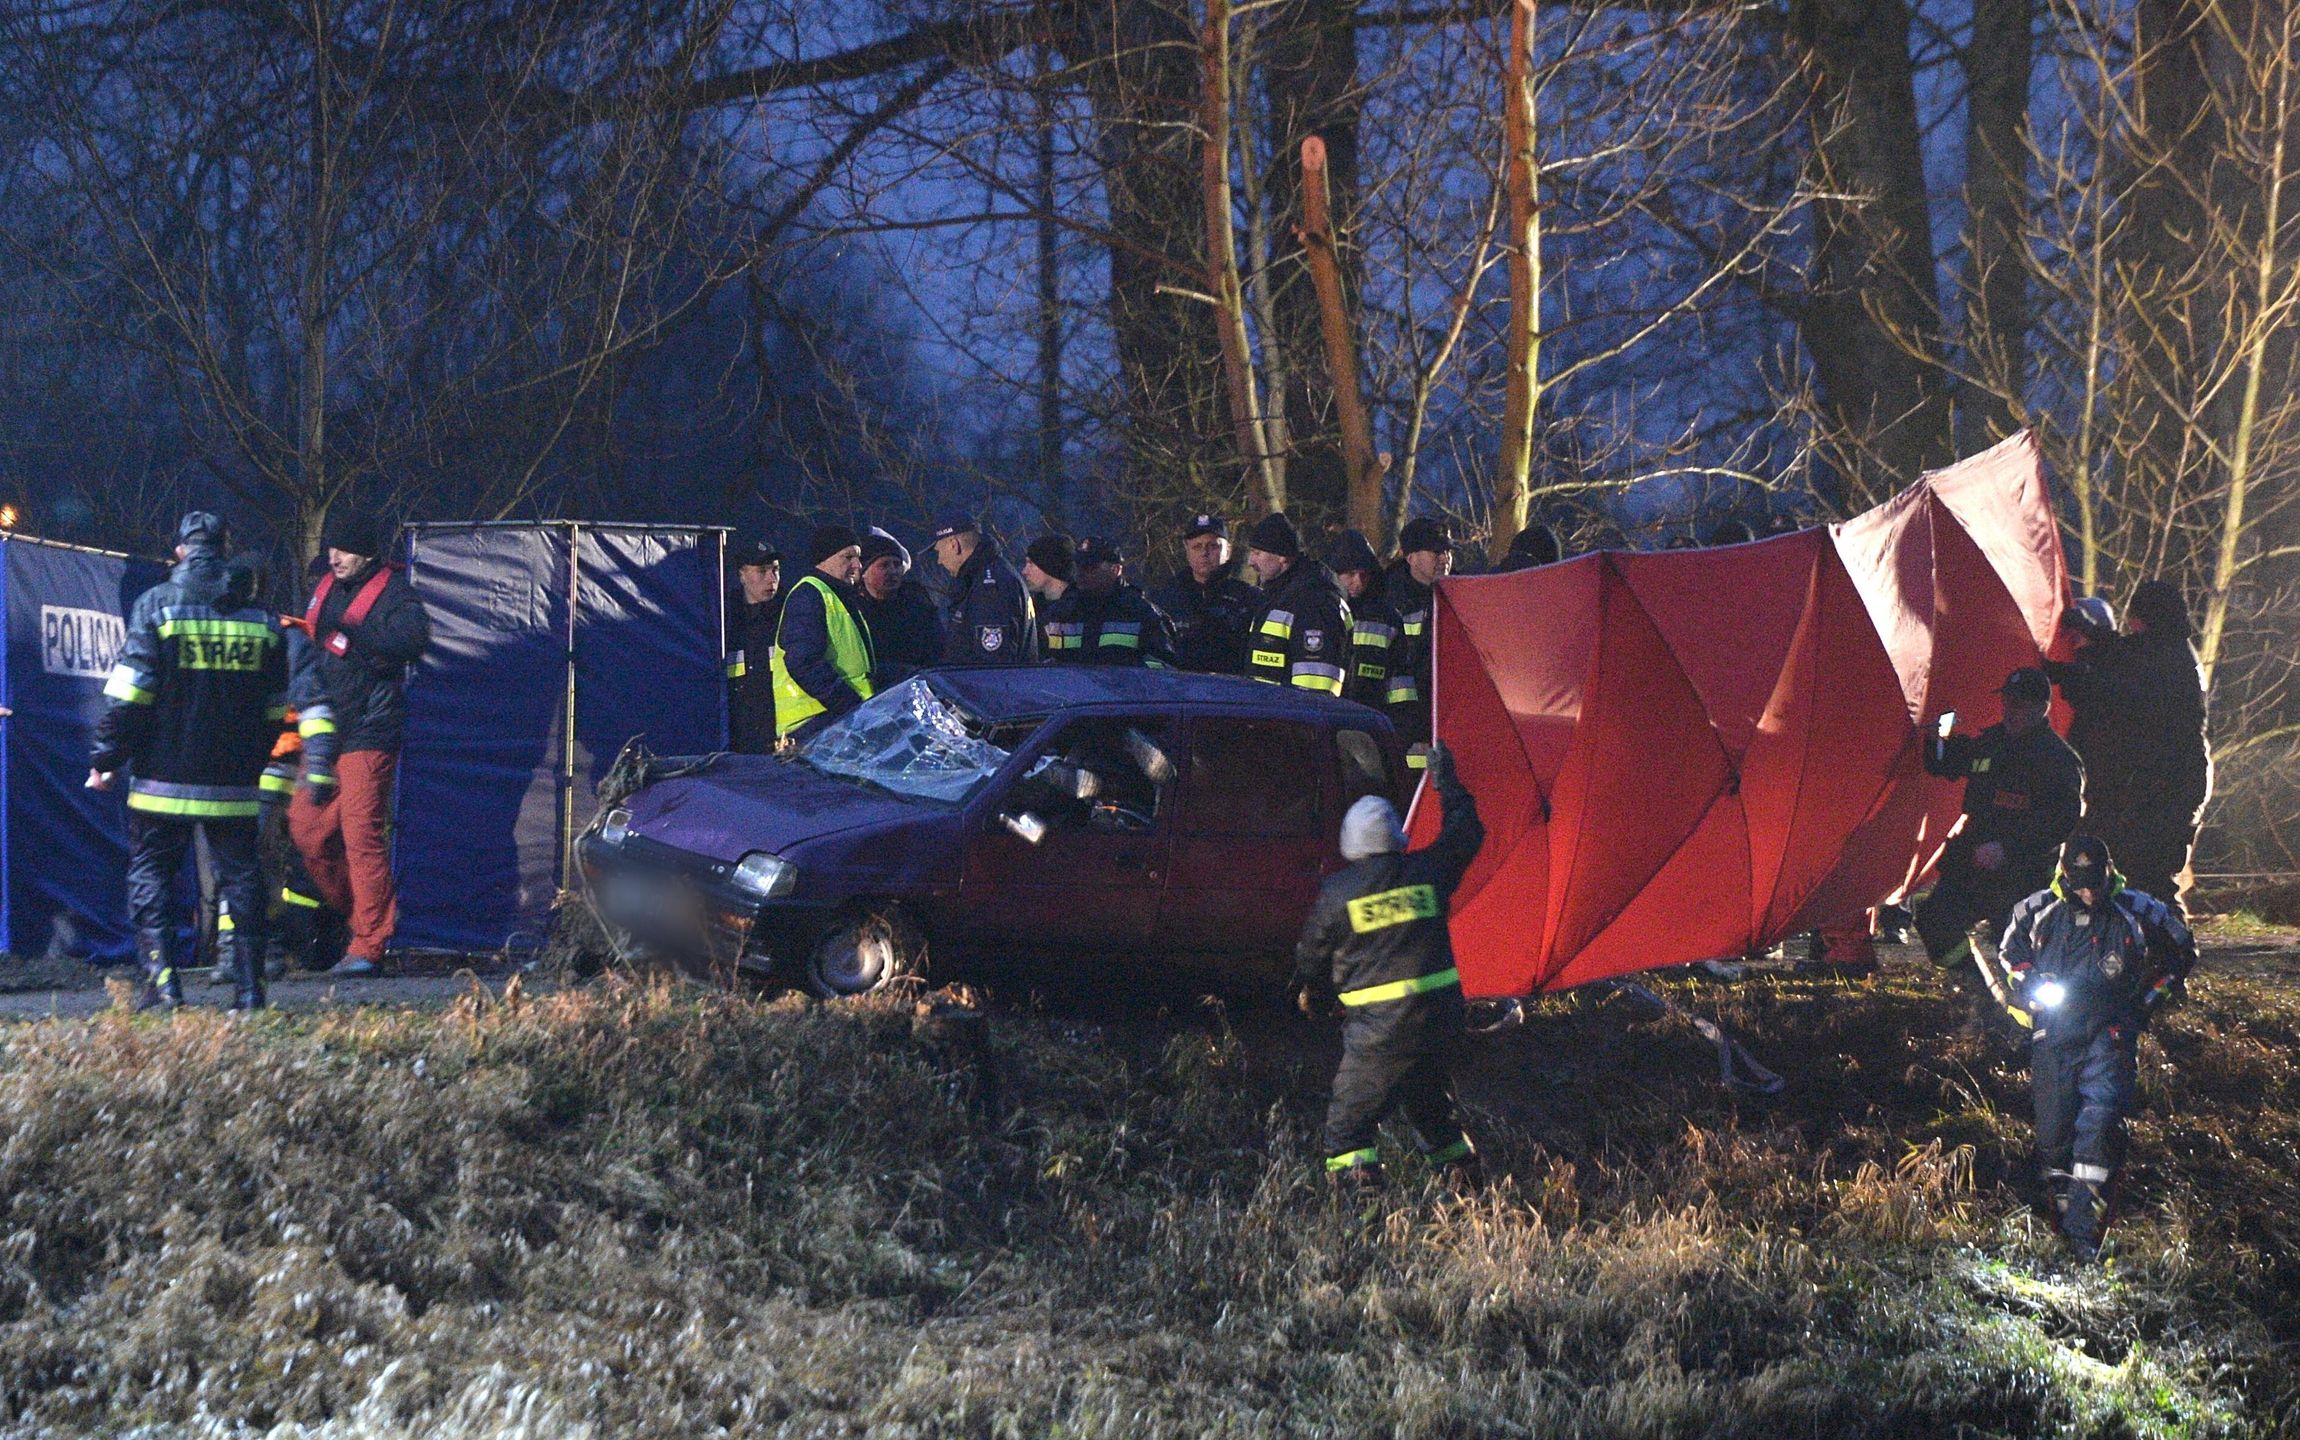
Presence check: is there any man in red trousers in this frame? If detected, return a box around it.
[287,506,431,975]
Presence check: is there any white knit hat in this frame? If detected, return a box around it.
[1340,795,1407,861]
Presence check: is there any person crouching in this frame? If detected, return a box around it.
[1292,742,1486,1189]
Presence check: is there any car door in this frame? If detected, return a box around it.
[1158,713,1337,961]
[952,711,1178,952]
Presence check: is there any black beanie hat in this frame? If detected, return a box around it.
[808,523,860,565]
[857,526,910,571]
[1245,511,1301,559]
[1322,529,1380,576]
[2127,579,2192,639]
[321,506,383,558]
[1025,533,1076,582]
[1507,522,1561,567]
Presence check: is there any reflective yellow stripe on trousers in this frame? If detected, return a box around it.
[1338,966,1460,1007]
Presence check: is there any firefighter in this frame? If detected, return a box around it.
[1149,513,1259,674]
[1323,530,1418,719]
[1041,537,1178,667]
[1292,741,1486,1188]
[772,525,874,743]
[2000,835,2196,1260]
[855,527,942,682]
[2043,582,2212,916]
[1383,516,1453,769]
[931,512,1035,664]
[726,540,783,753]
[1242,512,1352,697]
[1020,534,1075,607]
[1915,666,2086,994]
[285,506,431,978]
[87,511,286,1011]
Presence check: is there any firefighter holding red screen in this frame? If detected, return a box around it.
[1293,742,1486,1189]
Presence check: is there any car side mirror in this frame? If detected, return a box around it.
[1125,728,1175,787]
[1000,811,1049,845]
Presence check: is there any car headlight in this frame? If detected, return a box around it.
[599,807,632,845]
[731,851,797,899]
[2032,979,2067,1009]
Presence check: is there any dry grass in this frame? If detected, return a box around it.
[0,948,2294,1438]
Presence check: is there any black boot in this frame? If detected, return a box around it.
[135,928,183,1011]
[225,933,266,1012]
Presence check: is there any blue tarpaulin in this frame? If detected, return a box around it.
[395,523,726,951]
[0,535,167,961]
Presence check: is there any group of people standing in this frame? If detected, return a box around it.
[88,507,430,1011]
[722,507,1494,766]
[1905,580,2213,1259]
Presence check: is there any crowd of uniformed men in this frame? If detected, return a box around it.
[85,498,2212,1259]
[722,508,1543,767]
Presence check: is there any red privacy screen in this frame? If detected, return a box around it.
[1413,431,2069,996]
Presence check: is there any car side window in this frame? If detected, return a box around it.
[1180,717,1324,838]
[1012,715,1175,836]
[1335,728,1390,806]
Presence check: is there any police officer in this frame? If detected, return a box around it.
[1383,516,1454,768]
[2044,582,2212,916]
[725,540,783,753]
[1040,537,1178,667]
[931,512,1035,664]
[772,525,874,743]
[1242,512,1352,697]
[1916,666,2086,989]
[1292,742,1486,1187]
[855,527,943,682]
[1150,513,1259,674]
[2000,835,2196,1259]
[1323,530,1418,718]
[88,511,287,1011]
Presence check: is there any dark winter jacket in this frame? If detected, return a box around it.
[1383,564,1436,749]
[1041,583,1178,667]
[1341,587,1416,715]
[941,538,1035,664]
[92,549,288,819]
[1292,756,1485,1054]
[727,593,783,754]
[1149,563,1258,674]
[1246,559,1353,697]
[2001,881,2197,1042]
[1926,721,2086,883]
[858,578,944,682]
[302,562,430,755]
[2043,631,2211,824]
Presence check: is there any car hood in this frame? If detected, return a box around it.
[621,755,938,865]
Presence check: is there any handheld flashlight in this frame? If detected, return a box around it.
[2032,979,2068,1009]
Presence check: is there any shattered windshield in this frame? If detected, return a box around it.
[798,676,1014,805]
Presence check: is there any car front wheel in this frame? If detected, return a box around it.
[804,905,929,998]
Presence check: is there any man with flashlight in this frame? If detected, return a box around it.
[1999,835,2196,1260]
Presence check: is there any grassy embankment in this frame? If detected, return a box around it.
[0,940,2295,1437]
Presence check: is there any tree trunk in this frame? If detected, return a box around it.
[1959,0,2034,452]
[1300,136,1383,543]
[1202,0,1281,513]
[1493,0,1542,561]
[1259,0,1361,526]
[1789,0,1953,502]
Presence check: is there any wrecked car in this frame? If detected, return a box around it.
[577,667,1410,994]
